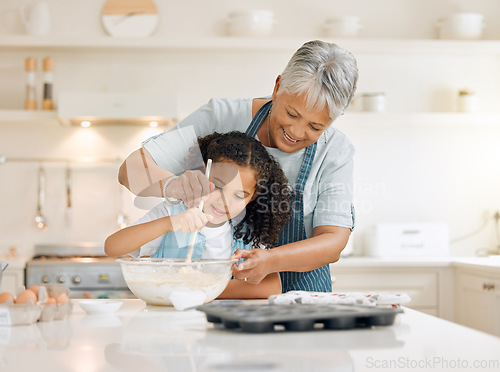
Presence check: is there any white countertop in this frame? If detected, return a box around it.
[332,255,500,271]
[333,256,454,268]
[451,256,500,274]
[1,299,499,372]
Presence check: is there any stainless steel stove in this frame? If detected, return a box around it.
[25,243,134,299]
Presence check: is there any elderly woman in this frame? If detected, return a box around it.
[118,40,358,293]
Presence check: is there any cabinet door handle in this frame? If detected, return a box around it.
[482,283,495,291]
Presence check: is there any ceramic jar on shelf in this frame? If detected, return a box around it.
[457,88,478,113]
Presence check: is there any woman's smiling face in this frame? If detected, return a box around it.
[203,161,257,226]
[269,78,332,153]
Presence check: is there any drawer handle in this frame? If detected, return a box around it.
[482,283,495,291]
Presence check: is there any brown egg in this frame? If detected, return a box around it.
[55,293,69,304]
[29,285,40,296]
[0,292,15,304]
[43,297,57,306]
[15,289,37,304]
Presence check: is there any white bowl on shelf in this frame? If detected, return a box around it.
[437,13,485,40]
[226,10,275,37]
[324,16,362,38]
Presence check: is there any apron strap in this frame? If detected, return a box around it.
[295,142,316,194]
[245,98,329,292]
[246,100,273,137]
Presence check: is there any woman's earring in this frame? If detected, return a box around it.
[324,130,328,144]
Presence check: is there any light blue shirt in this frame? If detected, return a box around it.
[129,201,254,259]
[151,204,252,259]
[143,97,355,238]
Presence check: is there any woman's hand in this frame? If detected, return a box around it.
[231,249,273,285]
[165,170,212,208]
[170,207,212,232]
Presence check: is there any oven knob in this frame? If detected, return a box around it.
[72,275,81,284]
[56,275,66,284]
[41,275,50,284]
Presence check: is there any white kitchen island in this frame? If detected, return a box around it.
[1,299,499,372]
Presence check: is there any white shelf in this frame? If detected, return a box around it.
[1,35,500,55]
[337,112,500,126]
[0,109,57,124]
[2,109,500,126]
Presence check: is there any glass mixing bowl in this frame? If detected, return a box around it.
[117,257,237,307]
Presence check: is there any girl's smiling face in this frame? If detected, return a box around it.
[203,161,257,226]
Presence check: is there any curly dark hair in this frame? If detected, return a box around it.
[186,131,292,248]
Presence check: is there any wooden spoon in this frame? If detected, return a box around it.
[185,159,212,263]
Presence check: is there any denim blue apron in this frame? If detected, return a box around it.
[246,100,332,292]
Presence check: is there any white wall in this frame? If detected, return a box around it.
[0,0,499,257]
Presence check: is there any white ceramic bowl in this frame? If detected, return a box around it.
[79,300,123,315]
[360,92,386,112]
[117,257,237,307]
[324,16,362,38]
[227,10,275,37]
[437,13,485,40]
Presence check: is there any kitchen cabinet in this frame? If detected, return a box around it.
[1,264,25,294]
[330,261,454,320]
[455,267,500,337]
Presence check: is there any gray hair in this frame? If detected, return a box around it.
[278,40,358,120]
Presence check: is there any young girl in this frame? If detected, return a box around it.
[105,131,291,299]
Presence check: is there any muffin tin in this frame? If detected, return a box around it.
[196,302,403,333]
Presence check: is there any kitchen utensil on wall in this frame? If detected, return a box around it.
[35,165,48,231]
[323,16,362,38]
[19,0,51,36]
[436,13,485,40]
[226,10,275,37]
[64,165,72,225]
[101,0,159,37]
[65,165,72,210]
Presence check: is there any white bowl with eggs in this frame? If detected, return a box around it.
[117,257,237,308]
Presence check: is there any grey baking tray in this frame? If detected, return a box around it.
[196,302,403,333]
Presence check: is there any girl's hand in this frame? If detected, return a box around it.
[170,207,213,232]
[165,170,213,208]
[231,249,272,285]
